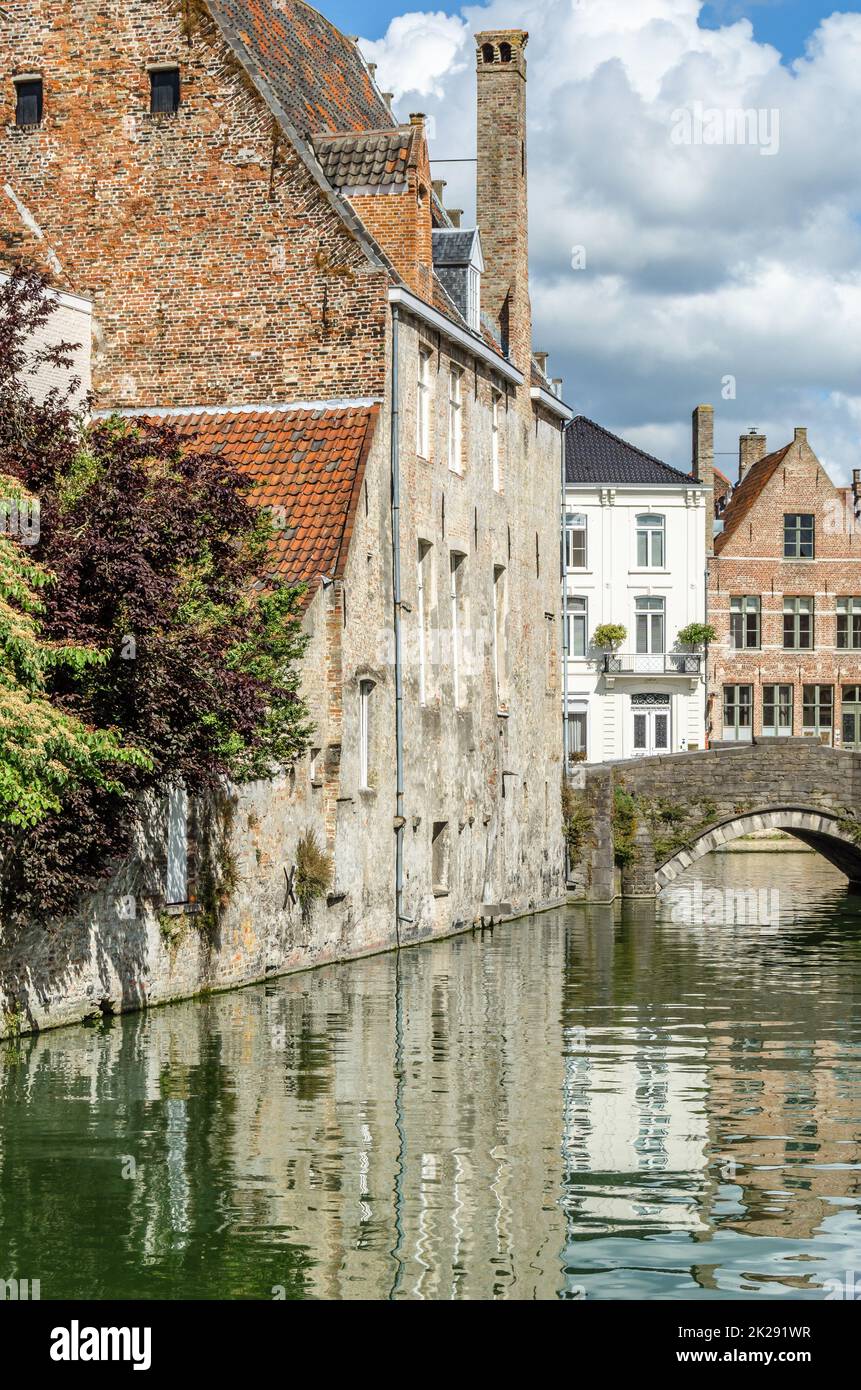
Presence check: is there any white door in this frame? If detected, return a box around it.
[632,707,670,755]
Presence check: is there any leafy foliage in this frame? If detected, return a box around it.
[676,622,716,647]
[0,266,311,922]
[592,623,627,651]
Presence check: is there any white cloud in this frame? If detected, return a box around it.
[360,1,861,481]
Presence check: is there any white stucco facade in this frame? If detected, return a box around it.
[564,482,708,763]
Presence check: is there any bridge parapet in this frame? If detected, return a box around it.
[566,739,861,902]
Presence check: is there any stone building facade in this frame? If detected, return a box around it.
[697,408,861,746]
[0,1,570,1035]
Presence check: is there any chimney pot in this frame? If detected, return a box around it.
[534,351,549,374]
[367,62,377,78]
[552,377,563,398]
[794,426,808,443]
[738,427,767,482]
[409,112,425,127]
[446,208,463,228]
[432,179,446,202]
[382,92,394,110]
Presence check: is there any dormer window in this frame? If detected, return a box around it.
[431,226,484,334]
[14,77,43,128]
[149,67,180,115]
[467,265,480,332]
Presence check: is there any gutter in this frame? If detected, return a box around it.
[531,385,574,421]
[390,303,406,944]
[388,286,523,387]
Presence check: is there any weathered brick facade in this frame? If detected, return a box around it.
[703,422,861,744]
[0,1,570,1036]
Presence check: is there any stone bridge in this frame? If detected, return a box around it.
[567,738,861,902]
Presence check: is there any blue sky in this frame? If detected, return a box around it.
[334,0,836,55]
[354,0,860,479]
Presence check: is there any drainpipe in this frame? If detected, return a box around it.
[561,424,570,777]
[390,304,405,946]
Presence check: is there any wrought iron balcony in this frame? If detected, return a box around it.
[602,652,702,676]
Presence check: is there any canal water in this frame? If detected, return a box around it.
[2,850,860,1300]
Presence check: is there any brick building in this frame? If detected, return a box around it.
[1,2,571,1030]
[694,405,861,747]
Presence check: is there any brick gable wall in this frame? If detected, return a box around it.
[708,433,861,743]
[1,0,389,407]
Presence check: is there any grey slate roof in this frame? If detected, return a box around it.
[432,228,481,266]
[565,416,695,487]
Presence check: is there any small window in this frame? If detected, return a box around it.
[636,514,664,568]
[359,679,375,788]
[432,821,450,894]
[784,513,814,559]
[491,389,502,491]
[15,78,43,128]
[450,551,467,707]
[448,366,463,473]
[566,596,587,658]
[723,685,753,742]
[565,512,587,569]
[417,347,432,459]
[166,784,189,905]
[635,595,665,654]
[150,67,180,116]
[803,684,833,736]
[417,540,433,704]
[783,596,814,650]
[493,564,509,710]
[837,597,861,650]
[762,685,793,736]
[481,43,495,64]
[310,747,323,785]
[730,595,760,649]
[566,707,588,765]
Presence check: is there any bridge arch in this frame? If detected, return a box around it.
[656,806,861,890]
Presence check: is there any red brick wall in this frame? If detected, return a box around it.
[1,0,389,407]
[708,433,861,743]
[347,129,433,301]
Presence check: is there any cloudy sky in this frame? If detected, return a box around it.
[337,0,860,483]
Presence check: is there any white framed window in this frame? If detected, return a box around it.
[635,514,665,568]
[166,784,189,905]
[417,347,432,458]
[491,389,502,491]
[359,679,374,787]
[467,265,480,331]
[493,564,509,710]
[450,551,467,706]
[566,596,588,657]
[723,684,753,742]
[565,513,587,569]
[635,596,665,654]
[448,366,463,473]
[417,540,432,704]
[566,706,588,765]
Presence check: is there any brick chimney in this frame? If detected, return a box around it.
[475,30,530,381]
[739,427,767,482]
[692,404,714,557]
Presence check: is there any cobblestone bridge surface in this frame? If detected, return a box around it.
[568,738,861,901]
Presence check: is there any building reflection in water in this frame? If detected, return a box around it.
[1,851,860,1299]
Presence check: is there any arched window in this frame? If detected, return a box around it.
[481,43,494,64]
[499,41,512,62]
[635,513,665,568]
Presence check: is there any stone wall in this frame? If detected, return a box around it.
[567,739,861,902]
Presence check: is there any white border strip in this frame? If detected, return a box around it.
[94,398,382,419]
[530,385,573,421]
[389,285,523,387]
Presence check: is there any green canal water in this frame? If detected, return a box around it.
[2,850,861,1300]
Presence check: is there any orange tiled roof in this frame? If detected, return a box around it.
[210,0,393,144]
[142,405,378,597]
[714,444,791,554]
[312,126,420,190]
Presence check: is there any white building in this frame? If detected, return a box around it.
[563,417,709,763]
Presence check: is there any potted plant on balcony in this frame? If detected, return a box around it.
[593,623,627,673]
[674,622,716,673]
